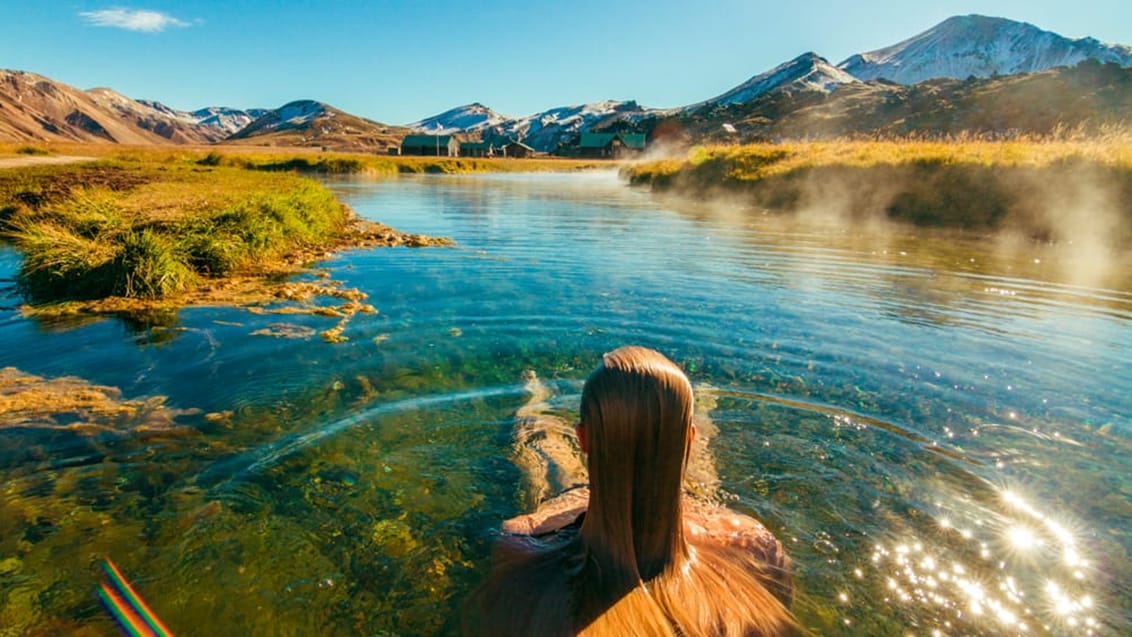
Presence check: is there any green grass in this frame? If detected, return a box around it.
[0,158,354,303]
[15,146,51,156]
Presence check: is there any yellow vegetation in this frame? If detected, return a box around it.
[625,139,1132,186]
[0,142,609,173]
[623,140,1132,244]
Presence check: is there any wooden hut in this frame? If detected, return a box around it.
[400,134,460,157]
[578,133,618,158]
[502,140,535,158]
[576,132,646,158]
[459,141,493,157]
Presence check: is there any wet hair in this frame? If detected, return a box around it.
[465,346,795,636]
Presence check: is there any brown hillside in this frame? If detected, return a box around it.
[223,99,408,152]
[0,70,218,145]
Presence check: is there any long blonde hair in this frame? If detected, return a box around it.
[466,346,795,636]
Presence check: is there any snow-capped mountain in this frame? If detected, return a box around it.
[690,52,859,111]
[224,99,405,151]
[230,100,332,137]
[409,100,655,152]
[189,106,269,136]
[839,14,1132,85]
[409,54,858,151]
[494,100,654,151]
[137,100,268,136]
[408,102,509,134]
[133,98,195,122]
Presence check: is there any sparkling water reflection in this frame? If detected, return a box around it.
[0,172,1130,635]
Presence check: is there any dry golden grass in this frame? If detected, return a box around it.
[0,142,610,173]
[626,139,1132,186]
[623,138,1132,244]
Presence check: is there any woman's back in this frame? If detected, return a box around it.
[466,495,793,637]
[465,347,795,636]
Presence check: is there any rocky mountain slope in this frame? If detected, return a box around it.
[656,59,1132,143]
[137,100,269,137]
[838,14,1132,84]
[410,15,1132,152]
[408,102,509,134]
[0,70,219,144]
[409,99,655,152]
[224,100,406,151]
[690,52,859,110]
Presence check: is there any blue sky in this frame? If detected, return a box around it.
[1,1,1128,124]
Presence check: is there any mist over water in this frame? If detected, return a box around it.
[1,171,1129,635]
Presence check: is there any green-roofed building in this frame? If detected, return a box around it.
[575,132,647,158]
[618,133,647,151]
[502,140,535,158]
[401,134,460,157]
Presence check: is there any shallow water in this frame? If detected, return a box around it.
[1,171,1130,636]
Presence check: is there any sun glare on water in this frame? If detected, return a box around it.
[858,488,1101,635]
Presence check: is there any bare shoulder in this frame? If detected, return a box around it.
[683,498,789,568]
[501,486,589,536]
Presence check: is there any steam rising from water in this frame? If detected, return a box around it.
[635,145,1132,289]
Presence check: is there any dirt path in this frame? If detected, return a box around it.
[0,155,97,169]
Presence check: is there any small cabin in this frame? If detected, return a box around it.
[460,141,494,158]
[401,134,460,157]
[576,132,646,158]
[502,140,535,158]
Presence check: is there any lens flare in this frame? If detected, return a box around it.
[1006,525,1040,550]
[852,487,1101,634]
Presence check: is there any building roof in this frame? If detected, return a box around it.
[460,141,492,150]
[618,133,647,150]
[504,140,535,151]
[579,133,617,148]
[401,134,453,147]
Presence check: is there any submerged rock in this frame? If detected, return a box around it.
[0,366,198,432]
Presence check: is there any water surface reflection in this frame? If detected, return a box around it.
[0,172,1128,635]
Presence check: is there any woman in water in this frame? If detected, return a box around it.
[465,346,795,636]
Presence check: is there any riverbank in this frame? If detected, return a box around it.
[0,151,451,333]
[0,142,609,174]
[623,141,1132,247]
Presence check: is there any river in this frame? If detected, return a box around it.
[1,170,1129,635]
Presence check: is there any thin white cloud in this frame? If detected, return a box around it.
[79,8,190,32]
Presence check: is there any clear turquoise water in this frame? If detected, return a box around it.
[1,171,1130,635]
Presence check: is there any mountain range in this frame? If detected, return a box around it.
[2,15,1130,152]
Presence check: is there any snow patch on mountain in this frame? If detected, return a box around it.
[839,14,1132,85]
[189,106,269,136]
[135,99,197,123]
[690,52,858,111]
[232,100,331,138]
[499,100,654,151]
[408,103,510,134]
[408,99,655,152]
[275,100,326,126]
[136,99,269,136]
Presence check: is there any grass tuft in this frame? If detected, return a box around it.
[110,230,197,299]
[6,219,117,300]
